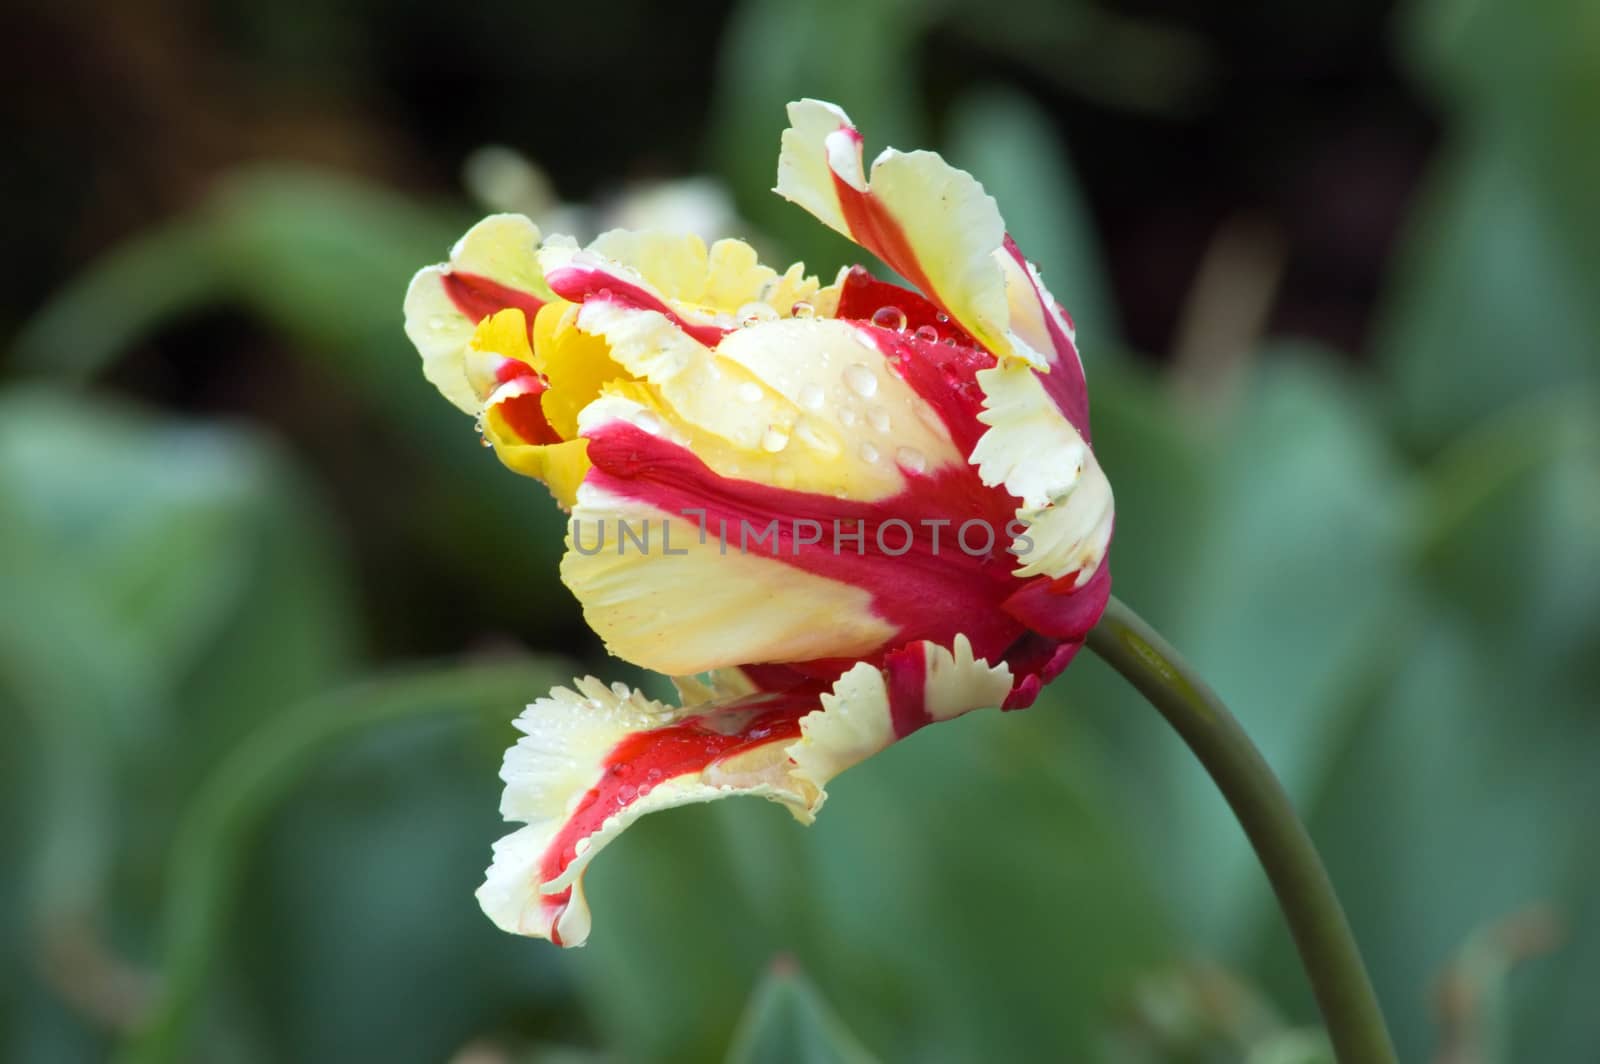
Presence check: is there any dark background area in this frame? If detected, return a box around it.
[3,0,1597,1061]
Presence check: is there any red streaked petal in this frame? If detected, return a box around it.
[495,382,563,446]
[443,271,546,333]
[544,259,733,348]
[578,420,1025,665]
[834,265,977,346]
[480,636,1013,946]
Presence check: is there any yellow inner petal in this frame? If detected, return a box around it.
[533,302,632,440]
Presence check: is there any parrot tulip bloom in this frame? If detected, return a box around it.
[403,99,1113,946]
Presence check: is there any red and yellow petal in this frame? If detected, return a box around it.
[558,474,897,675]
[479,635,1011,946]
[404,214,554,413]
[565,393,1030,672]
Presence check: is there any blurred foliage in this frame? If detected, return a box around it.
[3,0,1598,1061]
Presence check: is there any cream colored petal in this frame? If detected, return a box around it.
[478,678,810,945]
[969,361,1113,582]
[786,634,1012,796]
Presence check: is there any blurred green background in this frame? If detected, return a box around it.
[3,0,1597,1061]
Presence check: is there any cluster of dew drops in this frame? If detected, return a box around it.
[724,298,970,478]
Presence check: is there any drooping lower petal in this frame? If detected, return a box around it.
[479,636,1012,946]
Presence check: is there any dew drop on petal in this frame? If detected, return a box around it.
[738,381,764,403]
[791,300,815,319]
[871,306,908,331]
[617,783,638,803]
[837,406,858,427]
[738,301,778,326]
[479,436,493,449]
[761,425,790,453]
[895,446,927,473]
[867,407,891,433]
[428,315,448,331]
[798,383,826,410]
[914,324,939,343]
[858,441,881,464]
[843,363,878,398]
[936,312,950,323]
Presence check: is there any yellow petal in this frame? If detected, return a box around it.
[559,480,897,675]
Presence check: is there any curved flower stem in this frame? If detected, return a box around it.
[1085,595,1396,1064]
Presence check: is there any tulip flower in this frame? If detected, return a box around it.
[403,99,1113,947]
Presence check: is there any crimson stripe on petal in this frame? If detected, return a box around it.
[1000,236,1091,440]
[583,423,1027,664]
[443,271,546,333]
[883,642,932,738]
[545,265,733,348]
[534,692,813,944]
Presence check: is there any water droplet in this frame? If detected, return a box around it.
[761,425,790,453]
[936,312,950,324]
[895,446,927,473]
[737,301,778,326]
[913,324,939,343]
[428,315,448,331]
[473,414,485,434]
[790,300,815,319]
[843,363,878,398]
[941,337,957,347]
[798,383,826,410]
[837,406,858,427]
[479,436,493,449]
[871,305,907,331]
[617,783,638,803]
[867,407,891,433]
[738,381,764,403]
[858,441,881,464]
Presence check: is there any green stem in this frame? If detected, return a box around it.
[1085,595,1396,1064]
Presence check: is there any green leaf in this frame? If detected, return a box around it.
[724,963,880,1064]
[1379,0,1600,449]
[1277,395,1600,1060]
[117,659,571,1064]
[1068,354,1416,965]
